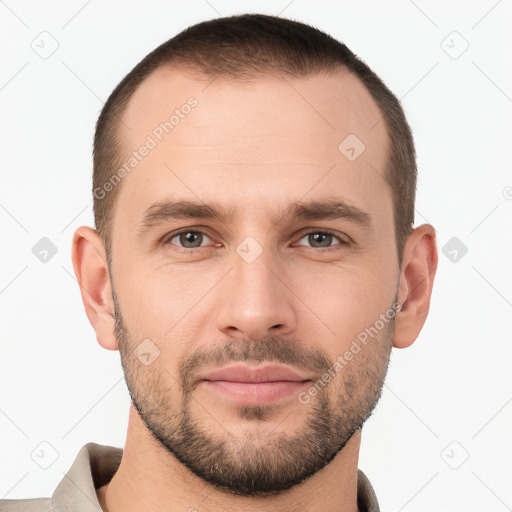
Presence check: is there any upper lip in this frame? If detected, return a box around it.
[201,364,312,383]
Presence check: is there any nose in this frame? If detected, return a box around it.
[215,244,297,341]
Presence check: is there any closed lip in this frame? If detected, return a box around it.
[200,364,312,383]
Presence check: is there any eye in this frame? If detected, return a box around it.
[164,229,216,252]
[293,229,349,250]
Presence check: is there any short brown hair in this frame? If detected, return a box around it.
[93,13,416,265]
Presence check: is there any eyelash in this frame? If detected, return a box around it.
[162,228,349,254]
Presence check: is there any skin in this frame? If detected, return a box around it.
[72,66,437,512]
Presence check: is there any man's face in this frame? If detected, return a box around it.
[110,67,397,495]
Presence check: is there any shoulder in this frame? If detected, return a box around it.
[0,498,53,511]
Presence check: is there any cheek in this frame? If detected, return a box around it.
[114,254,183,330]
[117,264,218,371]
[297,264,395,354]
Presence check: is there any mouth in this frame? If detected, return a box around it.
[199,364,313,405]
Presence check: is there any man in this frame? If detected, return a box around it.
[2,13,437,512]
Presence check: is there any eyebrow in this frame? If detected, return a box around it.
[137,197,372,237]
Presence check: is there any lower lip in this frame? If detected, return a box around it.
[202,380,310,405]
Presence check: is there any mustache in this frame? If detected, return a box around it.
[178,336,332,392]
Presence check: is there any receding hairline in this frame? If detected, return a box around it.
[115,61,390,169]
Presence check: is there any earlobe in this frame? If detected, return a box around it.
[71,226,118,351]
[393,224,438,349]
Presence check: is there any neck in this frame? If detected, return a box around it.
[98,406,362,512]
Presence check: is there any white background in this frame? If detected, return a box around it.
[1,1,511,510]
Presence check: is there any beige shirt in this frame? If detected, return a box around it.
[1,442,380,511]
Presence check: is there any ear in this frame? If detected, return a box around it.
[393,224,438,349]
[71,226,118,351]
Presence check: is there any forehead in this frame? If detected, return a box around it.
[114,65,390,231]
[121,65,387,150]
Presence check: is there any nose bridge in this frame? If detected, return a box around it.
[235,239,278,300]
[214,235,296,339]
